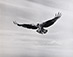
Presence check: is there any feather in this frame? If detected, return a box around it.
[13,21,37,29]
[41,12,61,27]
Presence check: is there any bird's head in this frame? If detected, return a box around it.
[37,23,40,27]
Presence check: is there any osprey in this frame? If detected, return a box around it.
[13,12,61,34]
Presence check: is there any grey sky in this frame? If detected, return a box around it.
[0,0,73,57]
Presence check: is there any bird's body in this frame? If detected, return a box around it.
[36,28,48,34]
[36,24,48,34]
[13,12,61,34]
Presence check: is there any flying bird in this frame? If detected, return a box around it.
[13,12,61,34]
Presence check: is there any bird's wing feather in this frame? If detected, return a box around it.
[41,12,61,27]
[17,24,37,29]
[13,21,37,29]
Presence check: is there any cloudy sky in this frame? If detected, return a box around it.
[0,0,73,57]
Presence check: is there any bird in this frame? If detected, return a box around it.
[13,12,61,34]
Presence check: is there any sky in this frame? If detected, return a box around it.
[0,0,73,57]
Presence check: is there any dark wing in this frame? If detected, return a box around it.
[13,21,37,29]
[41,12,61,27]
[17,24,38,29]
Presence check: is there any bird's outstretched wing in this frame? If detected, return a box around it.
[41,12,62,27]
[13,21,37,29]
